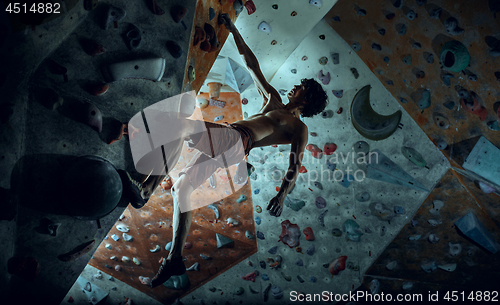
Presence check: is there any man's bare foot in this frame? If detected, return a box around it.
[150,257,186,288]
[233,162,248,186]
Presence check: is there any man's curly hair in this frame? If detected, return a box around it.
[299,78,328,118]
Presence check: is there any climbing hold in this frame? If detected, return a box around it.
[409,235,421,241]
[394,206,405,214]
[104,5,126,30]
[343,219,363,242]
[339,174,354,188]
[278,220,301,248]
[291,11,297,16]
[356,191,370,202]
[165,242,172,251]
[406,10,416,20]
[386,80,394,85]
[236,194,247,203]
[242,271,259,282]
[319,34,325,40]
[350,85,402,140]
[244,0,256,15]
[386,261,397,270]
[423,52,434,64]
[329,255,347,275]
[380,226,387,236]
[332,228,342,237]
[351,42,361,52]
[413,42,421,49]
[318,210,328,227]
[444,17,464,35]
[441,73,454,86]
[370,202,395,221]
[326,158,336,171]
[214,115,223,122]
[216,233,234,249]
[82,39,106,56]
[122,256,130,263]
[332,53,339,64]
[309,0,322,8]
[200,254,212,260]
[306,144,323,159]
[171,5,187,23]
[322,143,337,155]
[123,233,133,242]
[303,227,315,241]
[449,242,462,256]
[150,245,161,253]
[125,24,142,50]
[428,219,442,226]
[433,112,450,130]
[235,287,244,295]
[436,140,448,150]
[392,0,402,8]
[378,28,386,35]
[428,234,440,243]
[315,196,327,209]
[313,181,323,190]
[418,89,431,110]
[438,263,457,272]
[332,90,343,98]
[455,212,500,253]
[258,21,272,33]
[271,285,283,299]
[332,16,341,21]
[350,68,359,79]
[457,87,469,99]
[318,70,330,85]
[401,146,428,167]
[319,56,328,65]
[291,69,297,74]
[402,54,412,65]
[429,7,442,19]
[299,166,307,173]
[356,6,367,16]
[306,244,315,255]
[416,0,426,5]
[166,41,183,59]
[272,4,278,9]
[460,92,487,121]
[421,261,437,273]
[186,262,200,271]
[396,23,407,35]
[440,40,470,72]
[206,204,219,219]
[371,43,382,51]
[296,259,303,266]
[386,12,396,19]
[284,196,305,211]
[268,246,278,254]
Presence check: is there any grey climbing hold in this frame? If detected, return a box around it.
[416,0,426,5]
[351,68,359,79]
[332,53,339,64]
[437,140,448,150]
[233,0,244,16]
[165,241,172,251]
[406,10,416,20]
[369,279,380,294]
[429,7,442,19]
[297,275,305,283]
[235,287,244,295]
[351,42,361,51]
[413,42,421,49]
[394,206,405,214]
[356,191,370,202]
[271,285,283,299]
[123,233,133,242]
[449,242,462,256]
[438,263,457,272]
[402,282,413,291]
[442,73,454,86]
[421,261,437,273]
[236,194,247,203]
[400,97,407,103]
[418,89,431,109]
[309,0,322,7]
[455,212,500,253]
[258,21,272,33]
[284,196,306,211]
[186,262,200,271]
[306,244,315,255]
[332,228,342,237]
[268,246,278,254]
[216,233,234,249]
[125,25,142,50]
[378,28,386,35]
[200,254,212,260]
[343,219,363,242]
[428,234,440,243]
[428,219,442,226]
[332,90,343,98]
[383,56,390,63]
[249,286,259,294]
[313,181,323,190]
[245,230,255,240]
[402,54,412,65]
[278,89,287,95]
[409,235,421,241]
[386,261,397,270]
[321,110,334,118]
[429,200,444,216]
[291,69,297,74]
[318,210,328,227]
[207,204,219,219]
[370,202,395,221]
[424,52,434,64]
[444,17,464,35]
[105,5,126,30]
[396,23,407,35]
[372,43,382,51]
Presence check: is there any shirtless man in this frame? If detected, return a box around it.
[147,13,328,288]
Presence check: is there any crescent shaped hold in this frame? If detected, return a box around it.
[350,85,402,141]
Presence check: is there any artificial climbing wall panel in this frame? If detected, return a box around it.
[90,92,258,304]
[326,0,500,151]
[365,168,500,291]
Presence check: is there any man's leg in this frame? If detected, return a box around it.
[150,172,194,288]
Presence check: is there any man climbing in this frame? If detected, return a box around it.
[147,13,328,288]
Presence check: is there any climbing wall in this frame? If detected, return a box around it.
[182,16,450,304]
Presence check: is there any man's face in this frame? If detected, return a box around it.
[288,83,306,101]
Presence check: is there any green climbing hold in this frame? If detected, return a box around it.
[440,40,470,72]
[401,147,427,167]
[281,272,292,281]
[332,228,342,237]
[216,233,234,249]
[237,194,247,203]
[235,287,244,295]
[284,196,306,211]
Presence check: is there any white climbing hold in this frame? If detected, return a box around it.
[258,21,272,33]
[150,245,161,253]
[226,217,239,226]
[196,98,208,109]
[214,115,223,122]
[116,224,129,233]
[438,263,457,272]
[123,233,133,242]
[309,0,322,7]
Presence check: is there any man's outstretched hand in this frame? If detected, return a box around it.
[267,195,284,217]
[218,13,235,31]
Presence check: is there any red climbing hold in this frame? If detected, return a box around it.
[337,107,343,114]
[244,0,256,15]
[299,166,307,173]
[329,255,347,275]
[272,144,278,147]
[323,143,337,155]
[460,94,487,121]
[242,98,248,105]
[242,271,259,282]
[193,26,206,47]
[303,227,315,241]
[306,144,323,159]
[87,83,109,96]
[278,220,301,248]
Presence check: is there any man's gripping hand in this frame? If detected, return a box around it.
[218,13,235,32]
[267,195,284,217]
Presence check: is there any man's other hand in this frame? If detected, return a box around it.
[267,195,283,217]
[218,13,235,31]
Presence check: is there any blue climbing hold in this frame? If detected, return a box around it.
[257,231,265,240]
[332,90,343,98]
[383,56,390,63]
[255,216,261,225]
[237,194,247,203]
[326,159,336,171]
[262,274,269,281]
[310,276,317,283]
[339,174,354,188]
[254,189,260,194]
[268,246,278,254]
[332,16,340,21]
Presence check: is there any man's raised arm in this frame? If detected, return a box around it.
[267,125,308,217]
[218,14,280,108]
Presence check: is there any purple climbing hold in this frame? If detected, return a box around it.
[332,90,343,98]
[306,244,315,255]
[315,196,327,209]
[318,70,330,85]
[256,231,265,240]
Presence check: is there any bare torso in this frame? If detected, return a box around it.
[232,95,307,148]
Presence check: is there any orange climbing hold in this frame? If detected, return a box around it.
[303,227,315,241]
[299,166,307,173]
[329,255,347,275]
[306,144,323,159]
